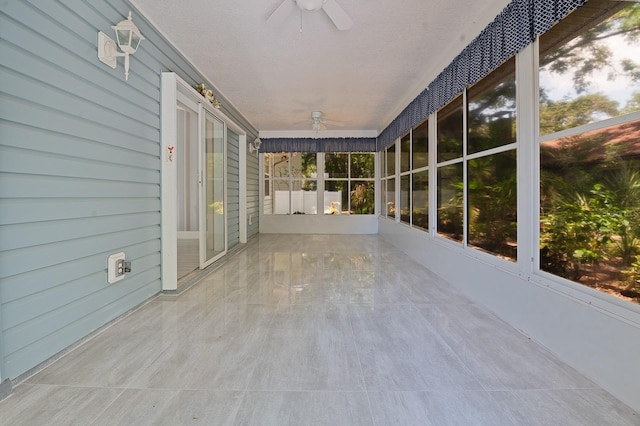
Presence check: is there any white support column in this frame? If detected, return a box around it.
[161,73,178,291]
[516,43,537,277]
[394,139,400,223]
[239,134,248,243]
[317,153,325,216]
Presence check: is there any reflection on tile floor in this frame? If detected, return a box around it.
[1,234,638,425]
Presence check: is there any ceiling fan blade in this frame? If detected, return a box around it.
[312,121,327,131]
[323,119,344,127]
[267,0,295,23]
[322,0,353,30]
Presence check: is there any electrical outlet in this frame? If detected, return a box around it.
[107,252,126,284]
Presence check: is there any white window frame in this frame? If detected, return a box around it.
[399,131,412,227]
[530,34,640,312]
[261,151,375,216]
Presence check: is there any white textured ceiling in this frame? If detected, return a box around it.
[132,0,511,136]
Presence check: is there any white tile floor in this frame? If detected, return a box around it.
[1,234,638,425]
[177,238,199,280]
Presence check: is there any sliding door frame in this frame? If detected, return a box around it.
[161,73,247,291]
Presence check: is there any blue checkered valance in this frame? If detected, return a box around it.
[260,137,377,153]
[377,0,588,150]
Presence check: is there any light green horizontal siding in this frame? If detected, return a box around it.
[0,0,258,380]
[228,131,240,247]
[247,152,260,237]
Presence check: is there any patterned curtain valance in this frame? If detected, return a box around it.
[377,0,587,150]
[260,137,377,153]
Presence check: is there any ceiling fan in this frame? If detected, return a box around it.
[305,110,344,131]
[268,0,353,31]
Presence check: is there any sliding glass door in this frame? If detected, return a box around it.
[162,73,241,291]
[200,111,226,268]
[176,100,200,280]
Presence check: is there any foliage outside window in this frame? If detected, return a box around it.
[437,95,464,163]
[436,95,464,242]
[350,153,375,214]
[325,153,349,215]
[400,175,410,224]
[411,120,429,231]
[437,163,463,242]
[386,178,396,218]
[434,58,518,258]
[389,125,431,228]
[386,143,396,176]
[263,152,374,216]
[538,0,640,304]
[467,57,517,260]
[412,169,429,230]
[325,152,375,214]
[399,133,411,224]
[263,153,317,214]
[468,152,517,259]
[412,120,429,169]
[400,133,411,173]
[381,143,396,218]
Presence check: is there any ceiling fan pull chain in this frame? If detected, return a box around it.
[300,10,303,33]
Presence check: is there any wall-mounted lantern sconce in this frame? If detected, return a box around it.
[98,11,144,80]
[249,137,262,154]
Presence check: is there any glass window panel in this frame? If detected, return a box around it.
[540,119,640,304]
[263,153,272,173]
[412,170,429,231]
[539,1,640,136]
[437,163,463,242]
[271,179,291,214]
[437,95,464,163]
[263,153,273,198]
[175,105,199,237]
[468,57,516,154]
[350,181,375,215]
[291,179,317,215]
[400,175,410,224]
[264,179,271,200]
[204,113,225,262]
[400,133,411,173]
[351,153,375,178]
[380,179,386,216]
[468,150,517,261]
[386,144,396,177]
[325,153,349,178]
[291,152,317,178]
[273,153,290,178]
[325,180,348,214]
[386,178,396,218]
[302,153,318,178]
[412,120,429,170]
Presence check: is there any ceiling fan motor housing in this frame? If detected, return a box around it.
[296,0,326,11]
